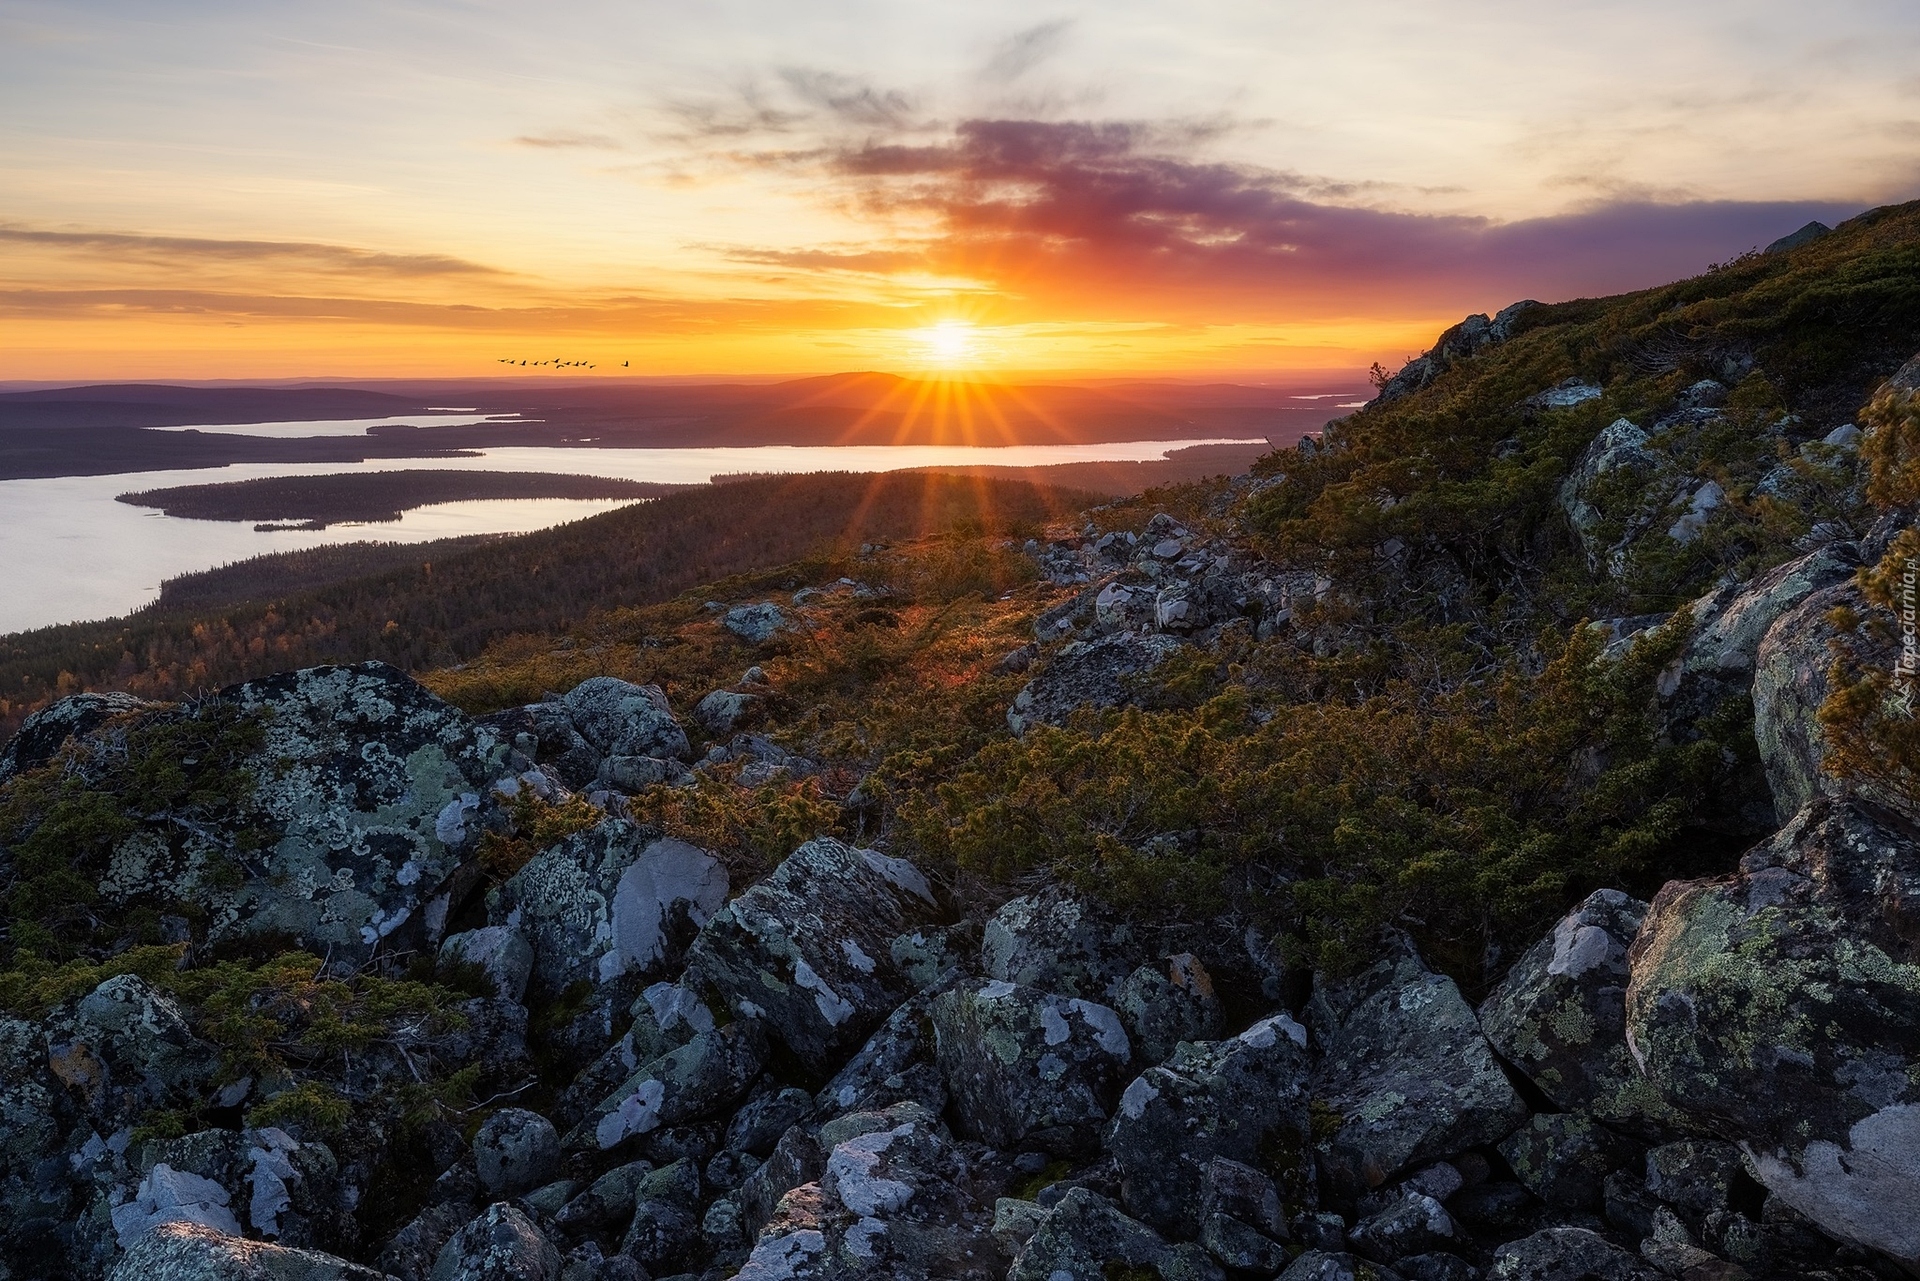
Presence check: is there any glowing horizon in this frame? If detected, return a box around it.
[2,1,1911,382]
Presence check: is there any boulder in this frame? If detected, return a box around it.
[723,604,793,646]
[1311,950,1528,1198]
[107,1220,386,1281]
[1347,1194,1467,1264]
[0,691,153,783]
[620,1157,704,1270]
[1674,544,1858,685]
[577,1020,767,1151]
[559,677,690,762]
[1751,582,1877,822]
[67,974,219,1118]
[1116,953,1224,1067]
[474,702,600,791]
[1497,1113,1642,1211]
[1486,1227,1655,1280]
[438,927,534,1004]
[1641,1141,1747,1227]
[1557,419,1660,571]
[930,979,1132,1155]
[1007,632,1186,734]
[1626,797,1920,1270]
[109,663,506,961]
[431,1203,561,1281]
[1478,889,1671,1127]
[489,822,725,999]
[1007,1187,1186,1281]
[1278,1251,1406,1281]
[472,1110,560,1199]
[692,689,762,737]
[1374,302,1537,405]
[1106,1014,1313,1235]
[684,838,937,1078]
[814,988,947,1122]
[980,888,1137,999]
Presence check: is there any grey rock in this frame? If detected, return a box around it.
[981,888,1137,999]
[1486,1227,1655,1280]
[1497,1113,1642,1211]
[576,1020,767,1151]
[174,662,505,960]
[732,1126,824,1239]
[620,1157,702,1270]
[684,838,937,1078]
[1007,1187,1170,1281]
[1348,1194,1466,1264]
[1277,1251,1407,1281]
[1374,303,1537,405]
[727,1087,816,1158]
[1394,1256,1479,1281]
[692,689,761,736]
[1007,632,1186,734]
[107,1220,386,1281]
[432,1203,561,1281]
[1200,1210,1288,1273]
[1626,797,1920,1269]
[554,1159,654,1232]
[1107,1013,1313,1235]
[1311,950,1527,1198]
[560,677,690,762]
[1526,379,1603,411]
[1117,953,1223,1067]
[1200,1157,1289,1240]
[476,703,601,792]
[0,691,153,783]
[71,973,219,1110]
[1674,543,1857,685]
[1478,889,1670,1127]
[473,1110,560,1199]
[723,603,793,646]
[1557,419,1660,571]
[1642,1141,1746,1224]
[1751,583,1879,822]
[813,986,947,1121]
[931,978,1132,1155]
[490,823,725,999]
[1763,221,1830,254]
[439,927,534,1004]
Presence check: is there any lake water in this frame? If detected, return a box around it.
[0,436,1260,634]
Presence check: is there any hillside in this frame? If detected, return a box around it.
[3,204,1920,1279]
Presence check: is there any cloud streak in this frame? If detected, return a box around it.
[0,226,505,278]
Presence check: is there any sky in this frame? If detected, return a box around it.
[2,0,1916,381]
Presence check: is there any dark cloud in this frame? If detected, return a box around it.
[776,69,920,129]
[0,226,504,277]
[785,118,1863,318]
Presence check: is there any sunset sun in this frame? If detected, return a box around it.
[914,320,980,367]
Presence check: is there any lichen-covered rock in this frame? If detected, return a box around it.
[474,702,600,791]
[439,927,533,1004]
[1007,1187,1178,1281]
[620,1157,704,1270]
[472,1110,559,1199]
[1117,953,1223,1067]
[54,974,219,1128]
[107,1220,387,1281]
[489,822,725,999]
[432,1202,561,1281]
[195,662,505,959]
[1641,1140,1747,1227]
[684,838,937,1078]
[723,603,794,646]
[930,978,1132,1156]
[1557,419,1661,570]
[575,1020,767,1151]
[1674,543,1858,685]
[559,677,689,763]
[1007,632,1185,734]
[1277,1249,1405,1281]
[1626,797,1920,1270]
[731,1104,999,1281]
[1497,1113,1642,1211]
[1106,1014,1313,1235]
[1750,583,1872,822]
[813,987,947,1122]
[1311,949,1528,1198]
[1347,1194,1466,1264]
[1486,1226,1655,1280]
[692,688,762,737]
[1478,890,1671,1128]
[0,1016,68,1249]
[980,888,1137,1000]
[0,691,153,784]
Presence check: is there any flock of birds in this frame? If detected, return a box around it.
[496,358,629,369]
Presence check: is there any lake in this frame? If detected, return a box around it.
[0,436,1260,634]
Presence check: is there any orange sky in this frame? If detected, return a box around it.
[2,2,1909,381]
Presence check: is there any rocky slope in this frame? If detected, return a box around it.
[7,206,1920,1281]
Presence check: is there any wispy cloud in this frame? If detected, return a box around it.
[0,226,505,278]
[511,131,625,151]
